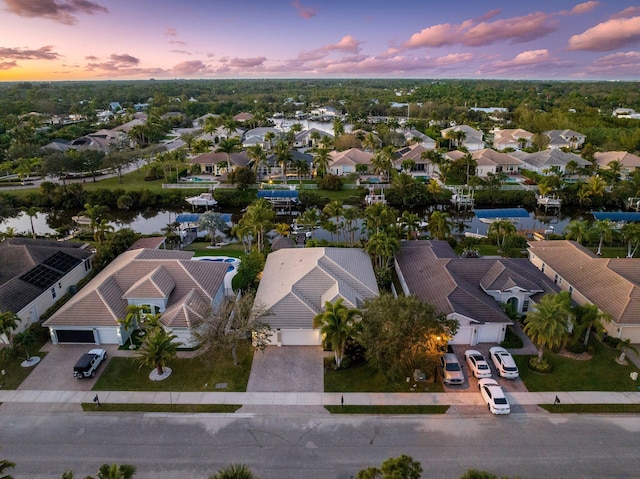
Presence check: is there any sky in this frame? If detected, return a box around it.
[1,0,640,81]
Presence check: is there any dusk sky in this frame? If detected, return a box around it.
[1,0,640,81]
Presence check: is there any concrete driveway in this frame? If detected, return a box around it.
[246,346,324,392]
[18,343,120,391]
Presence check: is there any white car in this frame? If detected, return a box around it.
[464,350,492,378]
[478,378,511,415]
[73,348,108,379]
[489,346,520,379]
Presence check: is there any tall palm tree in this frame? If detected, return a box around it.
[312,147,331,178]
[118,305,145,348]
[94,218,114,244]
[572,303,610,346]
[323,200,344,240]
[524,292,571,363]
[20,206,39,239]
[209,464,256,479]
[198,211,229,245]
[621,222,640,258]
[263,131,276,152]
[246,144,268,180]
[313,298,362,369]
[215,137,242,173]
[0,311,20,347]
[460,153,477,185]
[342,206,361,246]
[488,220,517,252]
[81,203,110,239]
[362,203,397,237]
[14,329,36,361]
[366,230,400,270]
[590,219,614,255]
[371,145,395,181]
[398,211,422,240]
[564,219,592,245]
[585,175,607,198]
[136,328,181,377]
[427,210,453,240]
[273,140,293,184]
[90,463,137,479]
[237,199,275,253]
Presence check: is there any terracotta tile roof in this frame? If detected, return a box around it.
[472,148,524,167]
[127,237,166,251]
[43,249,227,328]
[330,148,373,166]
[594,151,640,169]
[528,240,640,324]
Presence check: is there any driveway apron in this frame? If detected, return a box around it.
[246,346,324,392]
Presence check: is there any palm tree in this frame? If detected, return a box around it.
[460,153,477,185]
[564,219,592,245]
[362,203,397,237]
[585,175,607,198]
[14,328,36,361]
[118,305,145,348]
[421,149,443,176]
[209,464,256,479]
[323,200,344,240]
[366,230,400,271]
[371,145,395,181]
[524,292,571,363]
[427,210,453,240]
[488,220,517,252]
[89,463,137,479]
[616,338,640,364]
[198,211,229,245]
[312,147,331,178]
[621,222,640,258]
[215,137,242,173]
[590,219,614,255]
[246,144,268,180]
[94,218,114,244]
[398,211,422,240]
[20,206,39,239]
[81,203,110,239]
[343,206,361,246]
[273,140,293,184]
[0,311,20,347]
[263,131,276,152]
[0,459,15,479]
[237,199,275,253]
[313,298,362,369]
[572,303,610,346]
[136,328,181,377]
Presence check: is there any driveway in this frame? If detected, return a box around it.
[18,343,120,391]
[246,346,324,392]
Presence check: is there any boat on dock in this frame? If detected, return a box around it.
[186,192,218,207]
[536,194,562,209]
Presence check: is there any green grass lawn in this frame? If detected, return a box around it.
[0,352,48,390]
[81,403,241,413]
[514,339,640,392]
[183,241,245,257]
[325,405,449,414]
[324,362,444,393]
[540,404,640,414]
[93,344,253,392]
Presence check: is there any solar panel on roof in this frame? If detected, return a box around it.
[43,251,81,273]
[20,265,64,289]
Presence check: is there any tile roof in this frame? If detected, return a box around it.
[519,149,591,169]
[330,148,373,167]
[472,148,525,167]
[593,151,640,169]
[43,249,228,329]
[528,240,640,324]
[254,247,378,329]
[127,237,166,251]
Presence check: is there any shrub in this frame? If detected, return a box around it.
[603,335,621,349]
[317,174,343,191]
[567,341,589,354]
[527,357,553,374]
[500,327,524,349]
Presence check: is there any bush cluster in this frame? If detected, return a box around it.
[527,357,553,374]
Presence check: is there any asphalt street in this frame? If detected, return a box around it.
[1,410,639,479]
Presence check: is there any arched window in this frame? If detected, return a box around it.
[506,297,519,313]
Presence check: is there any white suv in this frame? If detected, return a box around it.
[489,346,519,379]
[73,349,107,379]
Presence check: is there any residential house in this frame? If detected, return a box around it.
[543,129,586,150]
[266,150,314,180]
[528,240,640,342]
[329,148,373,176]
[593,151,640,179]
[394,144,434,174]
[43,249,229,347]
[472,148,524,177]
[233,112,254,123]
[41,139,73,153]
[310,106,339,119]
[404,129,437,149]
[188,151,251,175]
[440,125,485,151]
[492,128,534,151]
[254,247,379,346]
[292,128,333,149]
[242,127,281,149]
[0,238,94,337]
[395,241,560,345]
[516,149,591,175]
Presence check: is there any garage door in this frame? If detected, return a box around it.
[55,329,96,344]
[619,327,640,343]
[450,327,474,345]
[280,329,321,346]
[97,328,119,344]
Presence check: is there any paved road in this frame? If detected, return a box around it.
[1,410,639,479]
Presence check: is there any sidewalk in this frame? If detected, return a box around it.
[1,389,639,407]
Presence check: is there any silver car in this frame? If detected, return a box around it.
[440,353,464,385]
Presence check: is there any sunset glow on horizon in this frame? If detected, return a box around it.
[1,0,640,82]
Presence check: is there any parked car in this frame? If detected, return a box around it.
[73,348,107,379]
[464,350,492,378]
[440,352,464,385]
[478,378,511,415]
[489,346,520,379]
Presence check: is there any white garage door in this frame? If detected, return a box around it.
[619,327,640,343]
[477,324,502,343]
[450,327,474,345]
[280,329,321,346]
[97,328,120,344]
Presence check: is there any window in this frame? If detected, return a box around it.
[554,273,559,284]
[523,300,530,312]
[569,286,573,297]
[541,263,545,273]
[51,287,57,299]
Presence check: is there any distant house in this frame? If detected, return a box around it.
[472,148,524,177]
[43,249,228,347]
[41,139,72,153]
[440,125,485,151]
[593,151,640,179]
[395,240,559,345]
[492,128,534,151]
[516,149,591,175]
[528,240,640,342]
[267,150,313,180]
[188,151,250,175]
[233,112,254,123]
[0,239,94,337]
[394,144,434,174]
[543,129,586,150]
[329,148,373,176]
[404,129,437,149]
[254,247,379,346]
[109,102,122,112]
[292,128,333,149]
[242,127,281,149]
[310,106,338,118]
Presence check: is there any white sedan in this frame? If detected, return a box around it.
[464,350,492,378]
[478,378,511,415]
[489,346,520,379]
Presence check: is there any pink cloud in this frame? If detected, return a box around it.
[164,27,178,37]
[109,53,139,66]
[585,51,640,75]
[404,11,558,49]
[567,2,600,15]
[225,57,267,69]
[3,0,108,25]
[0,45,60,60]
[172,60,210,75]
[291,0,316,19]
[478,49,573,75]
[0,61,18,70]
[85,53,162,77]
[610,6,640,20]
[568,16,640,51]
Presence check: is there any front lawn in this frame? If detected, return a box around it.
[326,405,449,414]
[514,339,640,392]
[325,361,444,393]
[93,344,253,392]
